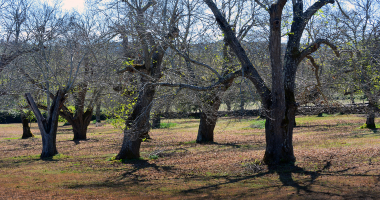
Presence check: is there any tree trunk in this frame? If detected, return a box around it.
[263,98,296,165]
[226,100,231,111]
[25,91,65,158]
[61,108,93,140]
[71,115,92,140]
[366,100,376,128]
[151,112,161,129]
[263,3,289,165]
[196,95,221,143]
[116,84,156,160]
[96,101,101,125]
[21,111,34,139]
[197,112,216,143]
[240,98,245,113]
[116,134,142,160]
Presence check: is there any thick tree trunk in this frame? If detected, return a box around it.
[25,90,65,158]
[197,112,216,143]
[116,134,142,159]
[197,94,222,143]
[41,129,58,158]
[72,116,92,140]
[116,84,156,160]
[21,111,34,139]
[60,108,93,140]
[263,3,289,165]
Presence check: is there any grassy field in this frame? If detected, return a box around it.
[1,114,380,199]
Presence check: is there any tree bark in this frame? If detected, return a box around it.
[262,2,289,165]
[116,83,156,160]
[72,112,93,140]
[21,111,34,139]
[196,94,222,143]
[151,112,161,129]
[366,100,376,128]
[204,0,335,165]
[60,107,93,140]
[25,90,65,158]
[96,101,101,124]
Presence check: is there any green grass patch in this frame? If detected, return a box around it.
[249,120,265,129]
[183,140,196,144]
[160,122,177,128]
[359,123,380,129]
[3,137,20,140]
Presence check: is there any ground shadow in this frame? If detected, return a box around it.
[65,159,175,189]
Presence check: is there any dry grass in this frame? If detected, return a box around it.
[1,114,380,199]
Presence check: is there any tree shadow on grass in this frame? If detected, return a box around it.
[180,161,366,199]
[65,159,175,189]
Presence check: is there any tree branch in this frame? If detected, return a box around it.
[335,0,350,19]
[253,0,268,11]
[141,0,156,12]
[0,47,39,73]
[303,0,334,26]
[117,65,156,82]
[150,69,242,91]
[203,0,271,101]
[19,67,55,99]
[168,43,222,79]
[306,55,321,86]
[299,39,340,62]
[25,93,47,131]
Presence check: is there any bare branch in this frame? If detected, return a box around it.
[253,0,268,11]
[306,55,321,86]
[203,0,270,101]
[168,43,222,79]
[117,65,156,82]
[19,67,55,99]
[303,0,335,25]
[335,0,350,19]
[299,39,340,62]
[141,0,156,12]
[151,69,242,91]
[0,47,39,73]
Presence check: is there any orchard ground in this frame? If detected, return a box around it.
[1,114,380,199]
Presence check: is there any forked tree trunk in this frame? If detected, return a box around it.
[60,108,93,140]
[116,84,156,160]
[204,0,334,166]
[72,114,93,140]
[21,111,34,139]
[197,94,222,143]
[25,90,65,158]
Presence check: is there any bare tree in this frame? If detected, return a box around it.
[22,3,92,158]
[335,0,380,128]
[0,0,38,86]
[203,0,339,164]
